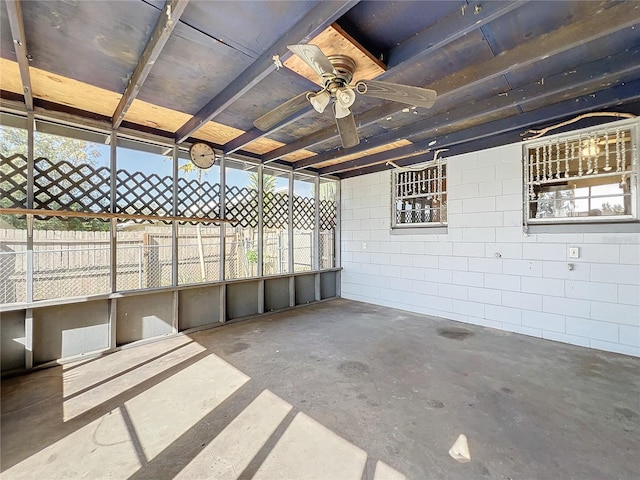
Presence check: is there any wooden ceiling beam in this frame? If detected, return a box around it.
[174,0,359,144]
[334,80,640,178]
[5,0,33,111]
[309,47,640,172]
[261,0,525,163]
[112,0,189,129]
[291,1,640,169]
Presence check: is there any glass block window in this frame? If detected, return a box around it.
[392,161,447,227]
[524,119,639,222]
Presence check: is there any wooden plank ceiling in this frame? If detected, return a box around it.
[1,0,640,178]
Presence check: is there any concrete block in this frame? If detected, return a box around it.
[502,211,522,227]
[542,330,590,348]
[485,304,522,324]
[566,317,618,343]
[590,301,640,327]
[448,183,479,200]
[543,296,591,317]
[452,242,485,257]
[462,227,497,243]
[495,194,522,212]
[591,264,640,285]
[589,340,640,357]
[522,310,565,332]
[425,294,453,312]
[462,166,496,185]
[543,260,591,281]
[453,152,478,171]
[468,286,502,305]
[438,283,468,300]
[521,277,564,296]
[502,323,542,338]
[424,268,453,283]
[478,180,503,198]
[503,259,542,277]
[502,291,543,311]
[485,273,521,292]
[412,280,439,295]
[447,169,463,186]
[469,257,502,273]
[523,243,566,261]
[565,280,617,302]
[467,316,502,330]
[496,227,533,243]
[462,197,496,213]
[452,300,485,317]
[579,244,620,264]
[502,179,522,195]
[618,285,640,306]
[619,325,640,347]
[495,161,523,180]
[439,256,469,271]
[401,265,425,280]
[453,271,484,287]
[620,244,640,264]
[485,243,522,259]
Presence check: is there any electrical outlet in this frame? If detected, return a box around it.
[362,242,367,250]
[568,247,580,259]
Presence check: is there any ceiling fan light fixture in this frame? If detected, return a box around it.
[336,87,356,109]
[309,90,331,113]
[334,102,352,119]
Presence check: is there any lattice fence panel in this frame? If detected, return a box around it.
[33,157,111,215]
[263,192,289,229]
[293,196,315,230]
[1,153,28,208]
[225,186,258,228]
[319,199,336,230]
[116,170,173,222]
[177,177,220,223]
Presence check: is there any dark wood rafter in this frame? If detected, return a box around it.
[5,0,33,111]
[260,0,527,163]
[334,79,640,178]
[286,0,640,169]
[303,47,640,172]
[112,0,190,129]
[174,0,360,143]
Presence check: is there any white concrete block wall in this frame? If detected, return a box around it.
[340,142,640,357]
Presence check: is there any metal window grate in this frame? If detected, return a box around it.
[393,161,447,226]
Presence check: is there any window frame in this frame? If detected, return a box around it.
[391,160,447,229]
[522,117,639,226]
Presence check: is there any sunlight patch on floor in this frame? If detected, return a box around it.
[253,411,368,480]
[175,390,292,480]
[125,353,250,462]
[63,340,206,421]
[2,407,141,480]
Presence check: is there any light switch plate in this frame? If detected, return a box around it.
[568,247,580,259]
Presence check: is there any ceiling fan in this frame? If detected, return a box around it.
[254,44,437,149]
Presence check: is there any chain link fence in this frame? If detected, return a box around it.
[0,249,26,303]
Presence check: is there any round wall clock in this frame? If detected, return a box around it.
[189,142,216,169]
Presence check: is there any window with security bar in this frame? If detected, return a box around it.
[524,119,639,223]
[392,161,447,227]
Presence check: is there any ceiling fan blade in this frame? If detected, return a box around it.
[356,79,437,109]
[287,44,335,78]
[334,106,360,149]
[254,91,313,131]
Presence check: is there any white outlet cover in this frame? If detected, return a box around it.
[568,247,580,259]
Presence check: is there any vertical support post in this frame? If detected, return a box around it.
[219,156,226,323]
[172,144,179,287]
[257,164,264,277]
[313,176,320,271]
[288,172,295,307]
[25,308,33,369]
[26,112,34,303]
[110,131,117,293]
[335,179,341,297]
[219,155,226,282]
[108,298,118,350]
[172,290,179,334]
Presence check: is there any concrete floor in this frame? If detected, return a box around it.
[1,298,639,479]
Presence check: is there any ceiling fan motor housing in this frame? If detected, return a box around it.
[324,55,356,87]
